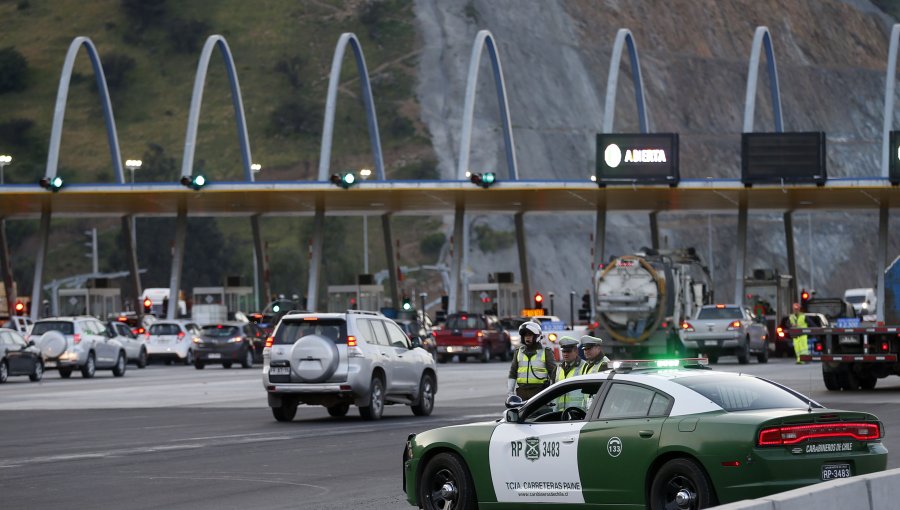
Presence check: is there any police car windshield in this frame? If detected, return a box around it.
[673,374,812,411]
[697,307,742,320]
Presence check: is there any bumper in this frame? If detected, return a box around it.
[194,345,245,362]
[436,345,482,354]
[681,336,740,350]
[45,349,87,368]
[146,343,189,359]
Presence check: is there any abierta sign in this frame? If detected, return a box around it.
[595,133,679,186]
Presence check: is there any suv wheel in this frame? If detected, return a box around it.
[183,349,194,366]
[326,403,349,417]
[81,353,96,378]
[272,400,298,422]
[481,345,491,363]
[360,376,385,421]
[241,348,254,369]
[29,361,44,382]
[137,348,148,369]
[411,373,435,417]
[112,352,127,377]
[756,340,769,363]
[194,361,206,370]
[736,339,750,365]
[0,359,7,383]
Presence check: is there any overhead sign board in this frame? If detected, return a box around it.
[595,133,679,186]
[889,131,900,185]
[741,132,826,186]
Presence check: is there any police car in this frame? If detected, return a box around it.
[402,359,887,509]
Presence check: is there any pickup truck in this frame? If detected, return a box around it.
[433,312,511,363]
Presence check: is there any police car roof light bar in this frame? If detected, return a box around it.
[610,358,710,371]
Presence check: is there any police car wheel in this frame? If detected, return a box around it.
[649,458,715,510]
[419,452,476,510]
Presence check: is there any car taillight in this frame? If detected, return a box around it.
[681,321,694,332]
[347,335,364,357]
[73,333,81,344]
[347,335,357,347]
[144,333,150,342]
[177,331,185,341]
[758,422,881,446]
[476,331,483,338]
[264,336,274,348]
[815,342,823,352]
[727,320,741,331]
[776,326,785,339]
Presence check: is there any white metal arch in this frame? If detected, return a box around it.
[742,26,784,133]
[456,29,518,180]
[180,35,255,182]
[602,28,649,134]
[45,37,124,183]
[317,32,385,181]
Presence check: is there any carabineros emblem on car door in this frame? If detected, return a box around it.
[525,437,541,462]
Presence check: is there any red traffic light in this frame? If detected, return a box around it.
[534,293,543,304]
[14,301,25,314]
[800,290,810,302]
[143,298,152,310]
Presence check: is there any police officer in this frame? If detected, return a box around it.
[789,302,809,364]
[507,321,557,400]
[579,335,610,375]
[554,336,584,410]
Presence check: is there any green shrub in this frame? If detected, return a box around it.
[101,53,136,91]
[393,158,438,180]
[269,101,322,137]
[166,18,211,54]
[420,232,445,258]
[0,47,28,93]
[474,224,515,253]
[275,55,306,90]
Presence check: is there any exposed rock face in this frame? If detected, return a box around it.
[415,0,900,318]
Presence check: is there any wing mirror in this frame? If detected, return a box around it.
[503,408,520,423]
[505,394,524,409]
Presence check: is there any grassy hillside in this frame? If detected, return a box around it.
[0,0,441,306]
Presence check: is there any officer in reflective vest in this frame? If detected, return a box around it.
[579,335,610,375]
[554,336,584,410]
[507,321,557,400]
[789,302,809,364]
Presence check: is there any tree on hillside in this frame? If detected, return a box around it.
[120,0,167,33]
[0,47,28,94]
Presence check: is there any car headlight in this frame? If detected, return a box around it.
[861,303,868,309]
[192,338,202,344]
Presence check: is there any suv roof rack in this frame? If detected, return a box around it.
[346,310,381,316]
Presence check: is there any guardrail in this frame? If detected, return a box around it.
[712,467,900,509]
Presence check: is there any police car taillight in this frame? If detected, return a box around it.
[758,422,881,446]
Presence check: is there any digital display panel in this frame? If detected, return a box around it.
[741,132,826,186]
[595,133,679,186]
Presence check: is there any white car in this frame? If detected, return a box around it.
[107,320,148,368]
[30,316,127,378]
[145,320,201,365]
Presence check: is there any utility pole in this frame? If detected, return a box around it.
[84,228,98,274]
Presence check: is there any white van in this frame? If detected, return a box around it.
[141,288,187,317]
[843,288,876,316]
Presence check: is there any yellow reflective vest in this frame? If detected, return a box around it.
[516,348,548,385]
[555,360,584,409]
[579,355,610,375]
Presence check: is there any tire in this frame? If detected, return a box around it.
[859,374,877,390]
[822,368,840,391]
[417,452,477,510]
[0,359,7,383]
[29,361,44,382]
[756,340,769,364]
[241,348,254,369]
[359,376,385,421]
[137,349,148,369]
[183,349,193,366]
[112,352,127,377]
[706,353,719,364]
[59,367,72,378]
[222,362,232,369]
[272,400,298,422]
[327,403,350,417]
[194,361,205,370]
[81,353,96,379]
[649,458,717,510]
[437,355,449,364]
[736,338,750,365]
[411,373,436,417]
[481,344,491,363]
[838,370,860,391]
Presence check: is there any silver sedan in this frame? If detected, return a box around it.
[679,304,769,364]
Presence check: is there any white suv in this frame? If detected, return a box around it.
[262,310,437,422]
[30,317,127,378]
[145,320,200,365]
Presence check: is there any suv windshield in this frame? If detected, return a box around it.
[274,318,347,345]
[149,323,181,335]
[446,315,483,330]
[31,321,74,335]
[673,374,812,411]
[697,307,742,320]
[201,325,240,337]
[844,295,865,304]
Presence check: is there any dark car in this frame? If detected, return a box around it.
[0,328,44,383]
[192,322,262,369]
[397,317,436,358]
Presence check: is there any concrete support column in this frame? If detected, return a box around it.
[121,215,142,314]
[449,204,465,314]
[877,201,889,323]
[593,204,607,313]
[167,205,187,320]
[649,211,660,250]
[30,203,51,320]
[783,211,798,302]
[0,219,16,317]
[250,214,269,311]
[306,203,325,312]
[734,194,748,305]
[514,212,530,308]
[382,213,400,310]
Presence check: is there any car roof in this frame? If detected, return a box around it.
[35,316,98,322]
[281,311,385,320]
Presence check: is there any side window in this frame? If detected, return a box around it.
[647,393,672,417]
[385,322,411,349]
[599,384,659,419]
[366,320,390,346]
[357,319,376,344]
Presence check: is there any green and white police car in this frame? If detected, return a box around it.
[402,359,887,509]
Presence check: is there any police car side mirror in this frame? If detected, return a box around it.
[505,394,524,409]
[504,408,520,423]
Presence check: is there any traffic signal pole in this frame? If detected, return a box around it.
[121,215,143,315]
[382,213,400,311]
[0,218,16,317]
[30,203,51,321]
[167,204,187,320]
[514,212,531,309]
[783,211,798,303]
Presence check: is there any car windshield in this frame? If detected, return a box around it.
[673,374,812,411]
[149,324,181,335]
[201,326,240,337]
[274,318,346,345]
[446,316,483,329]
[31,321,74,335]
[844,295,865,304]
[697,307,742,319]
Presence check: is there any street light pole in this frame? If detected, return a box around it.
[359,168,372,274]
[0,154,12,185]
[549,292,555,316]
[125,159,142,184]
[569,290,575,325]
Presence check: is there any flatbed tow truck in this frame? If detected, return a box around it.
[796,323,899,390]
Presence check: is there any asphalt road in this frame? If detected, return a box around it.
[1,356,899,509]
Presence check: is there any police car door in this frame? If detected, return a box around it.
[578,381,671,506]
[488,380,603,505]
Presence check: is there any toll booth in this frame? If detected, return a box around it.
[743,269,793,354]
[327,284,385,312]
[193,286,254,316]
[58,288,121,318]
[467,282,522,317]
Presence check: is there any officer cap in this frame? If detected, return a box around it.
[558,336,579,348]
[580,335,603,346]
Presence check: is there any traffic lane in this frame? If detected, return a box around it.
[0,406,497,510]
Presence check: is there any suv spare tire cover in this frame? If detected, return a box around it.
[290,334,340,383]
[39,331,68,360]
